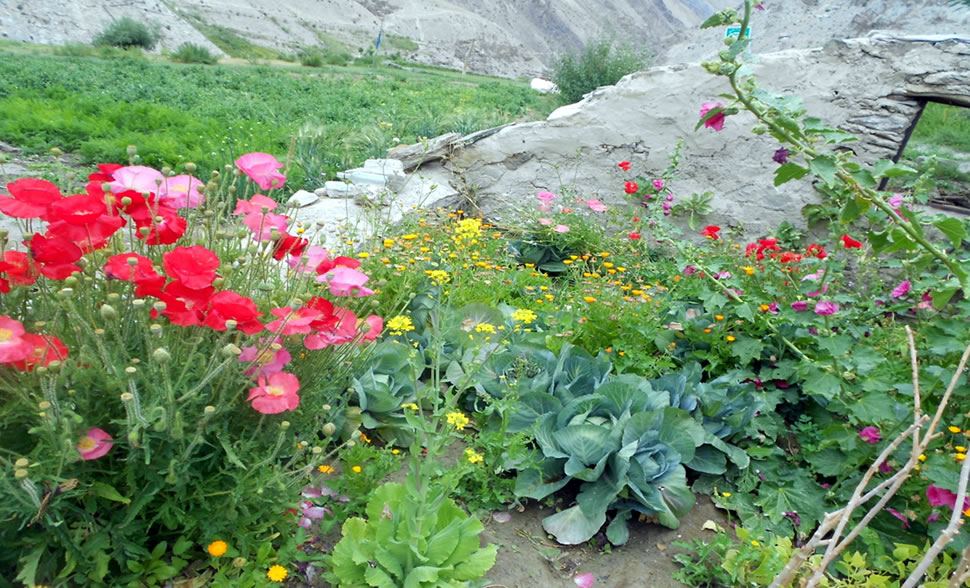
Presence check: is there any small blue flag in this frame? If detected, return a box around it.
[376,31,382,49]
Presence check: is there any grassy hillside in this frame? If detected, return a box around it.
[0,47,556,189]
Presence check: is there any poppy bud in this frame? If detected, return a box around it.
[322,423,336,436]
[126,145,138,156]
[152,348,171,364]
[14,469,28,480]
[100,304,118,321]
[222,344,242,357]
[57,288,74,298]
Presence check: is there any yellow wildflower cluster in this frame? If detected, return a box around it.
[464,448,484,464]
[512,308,538,324]
[387,315,415,335]
[445,411,470,430]
[454,218,483,245]
[425,269,450,285]
[474,323,496,334]
[402,403,419,411]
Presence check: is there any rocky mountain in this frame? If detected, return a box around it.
[0,0,733,77]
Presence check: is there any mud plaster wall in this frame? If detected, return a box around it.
[443,34,970,236]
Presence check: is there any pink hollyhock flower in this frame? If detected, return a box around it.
[886,507,910,529]
[574,573,595,588]
[859,426,881,444]
[537,191,556,203]
[248,372,301,414]
[585,199,608,212]
[878,460,893,474]
[715,271,732,279]
[108,165,164,196]
[699,102,726,131]
[538,218,553,225]
[553,224,570,233]
[765,301,779,314]
[806,283,829,298]
[158,174,204,208]
[888,193,904,215]
[683,265,697,276]
[239,338,292,378]
[917,291,933,310]
[801,269,825,283]
[926,485,970,513]
[317,266,374,297]
[814,301,840,316]
[791,301,809,312]
[235,152,286,191]
[76,427,113,460]
[653,179,665,191]
[0,316,33,363]
[891,280,911,299]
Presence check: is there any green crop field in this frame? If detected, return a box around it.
[0,48,556,189]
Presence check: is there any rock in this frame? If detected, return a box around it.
[285,189,319,209]
[442,34,970,236]
[0,141,21,153]
[386,133,462,171]
[530,78,558,93]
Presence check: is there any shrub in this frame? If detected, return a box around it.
[93,17,160,51]
[551,36,651,104]
[171,42,218,65]
[299,49,324,67]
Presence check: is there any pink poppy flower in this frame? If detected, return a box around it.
[699,102,726,131]
[814,301,840,316]
[317,266,374,297]
[585,199,608,212]
[108,166,164,196]
[304,307,359,349]
[76,427,113,460]
[247,372,301,414]
[538,218,553,225]
[360,314,383,342]
[553,224,570,233]
[158,174,205,208]
[287,245,331,274]
[239,338,292,378]
[0,316,32,363]
[859,426,881,444]
[235,152,286,191]
[890,280,911,299]
[242,211,289,242]
[233,194,279,216]
[266,307,323,336]
[537,191,557,202]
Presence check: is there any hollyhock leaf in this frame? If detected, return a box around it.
[839,196,871,224]
[933,217,967,249]
[874,159,918,178]
[730,336,763,365]
[773,163,809,186]
[809,155,838,188]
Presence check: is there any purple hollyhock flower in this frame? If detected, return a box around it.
[783,511,800,527]
[791,300,809,312]
[683,265,697,276]
[814,301,840,316]
[773,148,789,164]
[886,507,910,529]
[859,426,881,444]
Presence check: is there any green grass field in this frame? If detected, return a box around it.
[0,47,556,189]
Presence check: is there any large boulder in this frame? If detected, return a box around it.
[441,34,970,235]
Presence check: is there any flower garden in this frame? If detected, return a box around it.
[3,2,970,587]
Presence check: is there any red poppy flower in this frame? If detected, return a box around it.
[628,232,641,240]
[47,213,125,253]
[700,225,721,240]
[163,246,220,290]
[26,233,83,280]
[304,296,338,332]
[617,161,631,172]
[315,255,361,276]
[87,163,123,183]
[0,178,62,219]
[105,252,165,297]
[204,290,264,334]
[12,333,69,372]
[136,206,186,245]
[1,251,37,286]
[841,234,863,249]
[624,181,639,194]
[272,232,309,261]
[154,281,214,327]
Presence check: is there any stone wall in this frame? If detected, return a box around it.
[439,34,970,236]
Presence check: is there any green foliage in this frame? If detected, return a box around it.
[171,43,218,65]
[93,17,160,50]
[330,482,497,587]
[384,34,420,52]
[552,36,651,104]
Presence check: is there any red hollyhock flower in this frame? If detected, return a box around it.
[806,243,827,259]
[272,232,309,261]
[0,178,62,219]
[745,238,781,261]
[12,333,68,372]
[204,290,264,334]
[136,206,186,245]
[1,251,37,286]
[154,281,214,327]
[617,161,631,172]
[780,251,803,264]
[700,225,721,240]
[624,181,639,194]
[163,246,220,290]
[841,234,863,249]
[628,232,641,240]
